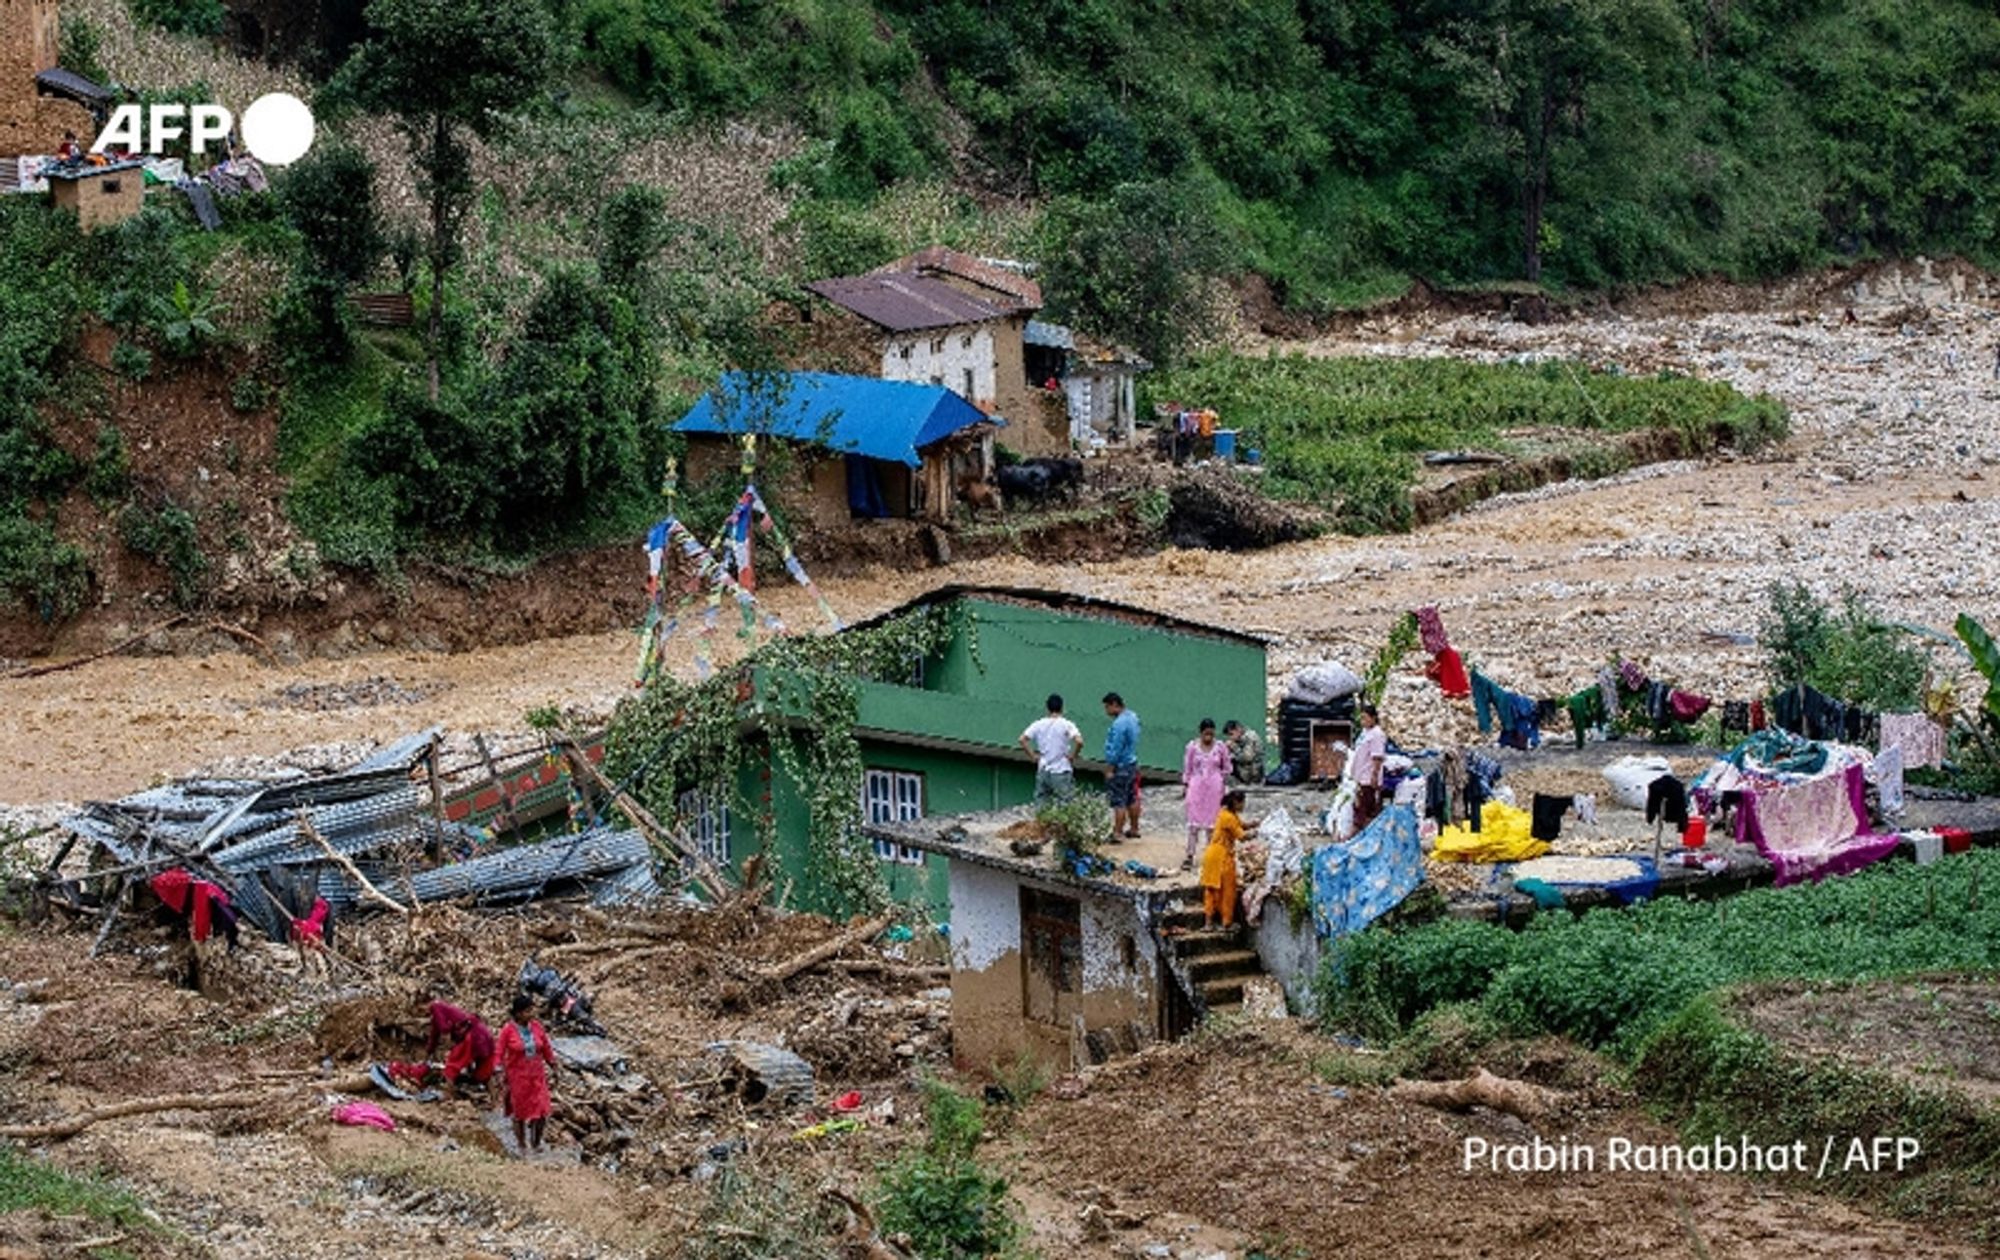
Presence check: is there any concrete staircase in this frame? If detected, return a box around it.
[1157,887,1266,1019]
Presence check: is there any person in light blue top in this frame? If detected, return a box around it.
[1101,692,1142,843]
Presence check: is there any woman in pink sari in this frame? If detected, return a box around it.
[1181,719,1233,871]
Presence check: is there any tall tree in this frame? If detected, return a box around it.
[1038,177,1233,367]
[1428,0,1685,283]
[340,0,556,397]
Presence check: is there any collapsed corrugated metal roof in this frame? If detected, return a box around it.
[46,730,669,940]
[400,827,651,905]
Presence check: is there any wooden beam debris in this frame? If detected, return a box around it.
[0,1088,294,1142]
[756,913,894,985]
[299,812,409,915]
[554,730,730,903]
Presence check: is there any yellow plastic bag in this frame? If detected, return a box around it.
[1431,801,1550,863]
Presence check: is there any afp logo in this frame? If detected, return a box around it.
[92,92,316,165]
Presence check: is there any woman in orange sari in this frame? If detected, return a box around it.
[1200,789,1259,930]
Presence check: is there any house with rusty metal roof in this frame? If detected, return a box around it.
[803,247,1071,456]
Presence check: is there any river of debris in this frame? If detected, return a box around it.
[3,270,1996,1259]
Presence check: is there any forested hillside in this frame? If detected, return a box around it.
[563,0,2000,310]
[0,0,1988,641]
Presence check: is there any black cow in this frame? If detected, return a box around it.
[996,457,1085,507]
[995,462,1052,505]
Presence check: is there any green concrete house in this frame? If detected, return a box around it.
[666,585,1268,918]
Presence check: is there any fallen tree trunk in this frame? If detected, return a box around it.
[7,614,188,679]
[1387,1068,1557,1122]
[0,1088,293,1141]
[756,914,893,985]
[537,936,659,962]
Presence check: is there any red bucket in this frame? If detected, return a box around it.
[1682,816,1708,849]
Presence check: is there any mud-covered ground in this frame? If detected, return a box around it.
[6,283,1997,804]
[2,921,1992,1260]
[4,277,1998,1258]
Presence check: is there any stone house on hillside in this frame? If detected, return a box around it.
[674,371,1002,527]
[804,247,1072,456]
[0,0,107,160]
[1024,321,1150,449]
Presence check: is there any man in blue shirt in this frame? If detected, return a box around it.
[1102,692,1142,842]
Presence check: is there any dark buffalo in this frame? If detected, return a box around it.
[995,462,1052,504]
[996,457,1085,507]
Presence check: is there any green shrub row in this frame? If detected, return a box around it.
[1317,849,2000,1055]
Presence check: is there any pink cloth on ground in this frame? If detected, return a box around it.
[1739,763,1898,886]
[331,1101,396,1131]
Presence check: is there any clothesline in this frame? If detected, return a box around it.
[1407,604,1943,764]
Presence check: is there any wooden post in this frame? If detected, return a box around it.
[423,734,450,864]
[554,731,729,902]
[298,813,408,915]
[473,733,520,840]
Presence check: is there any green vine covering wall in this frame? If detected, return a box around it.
[605,604,970,911]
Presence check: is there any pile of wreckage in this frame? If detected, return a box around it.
[35,729,686,952]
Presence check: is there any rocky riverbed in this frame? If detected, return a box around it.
[3,268,1996,805]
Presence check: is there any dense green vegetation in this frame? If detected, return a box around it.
[14,0,1996,602]
[1640,995,2000,1243]
[1149,352,1788,531]
[561,0,2000,322]
[1760,582,1932,712]
[1315,848,2000,1056]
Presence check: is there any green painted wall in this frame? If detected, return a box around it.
[732,594,1267,918]
[917,596,1268,774]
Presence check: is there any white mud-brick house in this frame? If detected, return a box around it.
[1023,321,1149,449]
[871,807,1283,1074]
[929,849,1181,1073]
[805,247,1072,456]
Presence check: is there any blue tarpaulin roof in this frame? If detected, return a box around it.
[673,372,997,467]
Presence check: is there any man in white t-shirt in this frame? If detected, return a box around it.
[1020,693,1084,803]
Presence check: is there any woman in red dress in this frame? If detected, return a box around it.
[497,994,557,1156]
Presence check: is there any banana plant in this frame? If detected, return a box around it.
[1952,613,2000,770]
[161,280,219,358]
[1955,614,2000,723]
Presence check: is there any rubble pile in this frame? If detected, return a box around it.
[33,729,671,950]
